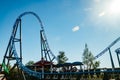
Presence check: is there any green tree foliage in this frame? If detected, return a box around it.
[93,61,100,69]
[82,44,100,70]
[2,63,10,74]
[25,61,34,66]
[57,51,68,64]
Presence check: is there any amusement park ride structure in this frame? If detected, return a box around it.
[95,37,120,69]
[0,11,120,80]
[0,12,56,79]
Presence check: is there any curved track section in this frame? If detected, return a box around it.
[13,44,41,78]
[19,12,56,61]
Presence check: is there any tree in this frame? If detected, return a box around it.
[82,44,100,70]
[93,61,100,69]
[57,51,68,64]
[25,61,34,66]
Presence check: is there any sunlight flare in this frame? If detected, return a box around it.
[108,0,120,15]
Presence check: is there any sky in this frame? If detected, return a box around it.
[0,0,120,68]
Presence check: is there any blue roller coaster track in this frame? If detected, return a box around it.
[0,11,56,79]
[95,37,120,68]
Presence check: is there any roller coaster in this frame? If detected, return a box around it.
[0,12,120,80]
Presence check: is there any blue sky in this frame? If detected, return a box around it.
[0,0,120,68]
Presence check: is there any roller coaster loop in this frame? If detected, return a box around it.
[1,11,56,79]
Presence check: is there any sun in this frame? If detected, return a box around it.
[108,0,120,15]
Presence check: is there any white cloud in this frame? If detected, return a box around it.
[72,26,80,32]
[99,12,105,17]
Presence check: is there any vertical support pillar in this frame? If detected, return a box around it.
[40,30,43,59]
[19,19,22,62]
[42,66,44,79]
[116,53,120,67]
[108,48,115,69]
